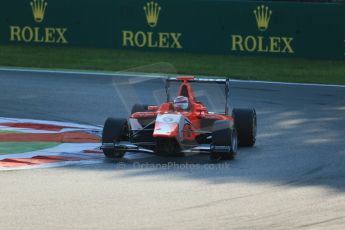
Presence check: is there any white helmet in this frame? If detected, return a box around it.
[173,96,189,111]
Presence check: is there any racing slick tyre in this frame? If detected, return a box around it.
[232,108,257,147]
[102,118,128,159]
[131,104,149,114]
[210,120,238,160]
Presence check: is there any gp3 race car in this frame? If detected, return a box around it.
[101,76,257,160]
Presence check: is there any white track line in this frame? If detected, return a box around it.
[0,117,102,130]
[0,143,101,160]
[1,66,345,88]
[228,79,345,88]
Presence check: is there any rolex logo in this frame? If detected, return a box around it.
[9,0,68,44]
[30,0,48,23]
[122,0,183,49]
[231,5,293,54]
[253,5,272,31]
[143,1,161,28]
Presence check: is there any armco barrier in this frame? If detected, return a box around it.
[0,0,344,59]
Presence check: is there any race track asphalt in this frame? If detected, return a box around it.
[0,69,345,229]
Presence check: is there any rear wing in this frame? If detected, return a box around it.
[165,76,231,115]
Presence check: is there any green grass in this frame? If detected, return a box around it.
[0,142,60,155]
[0,45,344,84]
[0,130,18,134]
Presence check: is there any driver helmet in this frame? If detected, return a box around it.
[173,96,189,111]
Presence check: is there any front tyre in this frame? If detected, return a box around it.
[102,118,128,159]
[210,120,238,160]
[232,108,257,147]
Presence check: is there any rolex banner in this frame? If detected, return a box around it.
[0,0,344,60]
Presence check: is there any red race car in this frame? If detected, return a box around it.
[101,76,256,160]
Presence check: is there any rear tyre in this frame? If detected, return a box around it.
[232,108,257,147]
[131,104,149,114]
[210,120,238,160]
[102,118,128,159]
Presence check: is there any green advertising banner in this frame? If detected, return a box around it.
[0,0,344,59]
